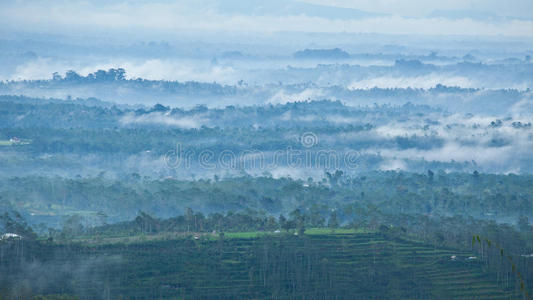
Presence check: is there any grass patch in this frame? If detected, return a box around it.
[0,139,31,146]
[65,228,375,246]
[304,227,369,235]
[224,231,270,239]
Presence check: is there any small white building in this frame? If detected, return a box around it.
[1,233,22,240]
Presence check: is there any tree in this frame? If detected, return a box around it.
[186,207,194,232]
[518,215,530,232]
[65,70,82,81]
[427,169,434,183]
[310,205,325,227]
[290,209,306,235]
[280,214,294,232]
[0,211,37,240]
[62,215,84,238]
[97,211,108,226]
[326,170,343,186]
[328,210,339,230]
[266,216,278,231]
[52,72,62,80]
[279,214,287,230]
[110,68,126,80]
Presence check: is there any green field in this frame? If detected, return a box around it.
[0,139,31,146]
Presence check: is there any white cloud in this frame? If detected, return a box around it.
[120,60,237,83]
[11,58,71,81]
[325,115,361,125]
[5,58,238,83]
[120,112,205,128]
[268,166,323,179]
[268,88,325,104]
[510,97,533,118]
[348,74,475,89]
[364,112,533,173]
[379,159,408,171]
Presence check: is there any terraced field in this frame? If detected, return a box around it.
[66,233,522,299]
[1,232,523,299]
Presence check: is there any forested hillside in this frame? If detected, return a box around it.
[0,230,526,299]
[1,2,532,297]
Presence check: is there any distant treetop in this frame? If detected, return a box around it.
[53,68,127,82]
[293,48,350,59]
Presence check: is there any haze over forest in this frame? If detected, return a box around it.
[1,1,532,299]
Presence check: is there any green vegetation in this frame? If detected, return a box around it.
[0,139,30,146]
[224,231,270,239]
[0,90,532,299]
[0,230,523,299]
[305,227,361,234]
[2,172,532,228]
[1,209,531,299]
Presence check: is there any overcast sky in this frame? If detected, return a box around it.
[301,0,533,19]
[1,0,532,38]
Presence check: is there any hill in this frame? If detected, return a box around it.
[293,48,350,59]
[0,231,522,299]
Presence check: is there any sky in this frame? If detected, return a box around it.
[301,0,533,19]
[1,0,532,38]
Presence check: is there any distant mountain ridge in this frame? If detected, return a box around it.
[293,48,350,59]
[214,0,387,20]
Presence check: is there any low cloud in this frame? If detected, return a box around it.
[5,58,238,84]
[348,74,476,89]
[379,159,408,171]
[120,59,237,83]
[120,112,205,128]
[364,112,533,173]
[268,88,325,104]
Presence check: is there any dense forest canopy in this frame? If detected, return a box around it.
[1,89,532,297]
